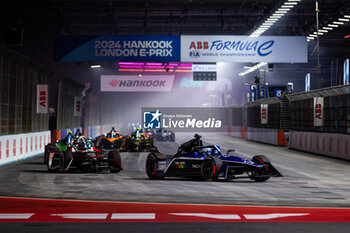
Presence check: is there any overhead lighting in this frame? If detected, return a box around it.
[328,24,339,27]
[309,34,317,37]
[316,32,324,35]
[307,37,315,40]
[318,29,328,33]
[333,21,344,25]
[344,15,350,18]
[322,27,333,30]
[281,5,294,8]
[90,65,101,69]
[338,18,350,22]
[239,62,268,76]
[249,0,300,38]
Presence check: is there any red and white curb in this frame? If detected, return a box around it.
[0,197,349,222]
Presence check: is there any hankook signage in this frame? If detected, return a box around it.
[101,75,175,92]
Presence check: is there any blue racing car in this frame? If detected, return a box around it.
[146,134,282,181]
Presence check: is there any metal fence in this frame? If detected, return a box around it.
[0,45,50,135]
[246,98,282,129]
[57,79,100,130]
[57,79,83,129]
[288,85,350,134]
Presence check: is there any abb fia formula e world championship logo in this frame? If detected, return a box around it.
[188,41,209,59]
[143,109,162,129]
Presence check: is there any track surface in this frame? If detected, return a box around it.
[0,133,350,207]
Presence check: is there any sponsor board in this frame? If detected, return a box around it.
[101,75,175,92]
[36,84,48,114]
[54,35,180,62]
[181,36,307,63]
[74,97,82,117]
[142,107,228,132]
[261,104,268,125]
[314,97,324,126]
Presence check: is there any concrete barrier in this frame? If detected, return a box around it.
[289,131,350,161]
[245,127,288,146]
[246,127,277,145]
[227,125,242,138]
[0,131,50,166]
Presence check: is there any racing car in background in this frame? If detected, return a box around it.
[154,128,175,142]
[119,127,156,152]
[94,127,156,152]
[46,132,123,173]
[145,134,282,181]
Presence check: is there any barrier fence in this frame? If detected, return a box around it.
[0,130,50,166]
[289,85,350,134]
[0,45,51,135]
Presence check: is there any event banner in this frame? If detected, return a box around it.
[74,97,82,117]
[314,97,324,127]
[101,75,175,92]
[54,35,181,62]
[260,104,268,124]
[36,84,48,114]
[181,35,307,63]
[142,107,229,132]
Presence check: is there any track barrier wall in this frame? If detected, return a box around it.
[289,130,350,161]
[0,130,50,166]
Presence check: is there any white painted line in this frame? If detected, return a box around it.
[169,213,241,220]
[111,213,155,220]
[0,213,34,219]
[243,213,309,220]
[51,214,108,219]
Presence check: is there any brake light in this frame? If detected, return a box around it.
[93,147,102,152]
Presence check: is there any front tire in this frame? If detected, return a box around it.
[170,133,175,142]
[201,156,222,181]
[251,155,271,182]
[146,154,162,179]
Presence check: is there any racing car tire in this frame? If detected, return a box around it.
[58,152,65,173]
[251,155,271,182]
[170,132,175,142]
[146,154,163,179]
[109,151,122,173]
[201,156,222,181]
[46,151,57,172]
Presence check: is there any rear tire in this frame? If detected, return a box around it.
[146,154,162,179]
[58,152,65,173]
[109,150,122,173]
[251,155,271,182]
[201,156,222,181]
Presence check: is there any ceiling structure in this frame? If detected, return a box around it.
[0,0,349,42]
[0,0,349,92]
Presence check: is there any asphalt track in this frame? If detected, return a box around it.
[1,133,350,232]
[0,133,349,207]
